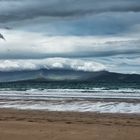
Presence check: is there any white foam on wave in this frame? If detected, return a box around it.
[0,100,140,114]
[0,88,140,100]
[0,88,140,114]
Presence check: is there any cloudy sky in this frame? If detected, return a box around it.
[0,0,140,73]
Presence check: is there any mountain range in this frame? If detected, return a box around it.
[0,69,140,83]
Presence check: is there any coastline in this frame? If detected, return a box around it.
[0,109,140,140]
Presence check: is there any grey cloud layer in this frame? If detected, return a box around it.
[0,34,140,59]
[0,0,140,23]
[0,0,140,36]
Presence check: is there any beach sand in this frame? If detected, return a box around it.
[0,109,140,140]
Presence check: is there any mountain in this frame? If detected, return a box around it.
[0,69,140,83]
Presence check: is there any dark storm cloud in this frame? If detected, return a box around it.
[0,0,140,23]
[1,0,140,36]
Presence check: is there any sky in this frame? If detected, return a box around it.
[0,0,140,74]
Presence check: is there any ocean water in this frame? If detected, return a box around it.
[0,82,140,114]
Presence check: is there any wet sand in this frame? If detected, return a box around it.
[0,109,140,140]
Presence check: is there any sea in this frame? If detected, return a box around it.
[0,81,140,114]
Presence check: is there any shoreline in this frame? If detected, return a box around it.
[1,97,140,103]
[0,109,140,140]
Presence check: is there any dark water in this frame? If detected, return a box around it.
[0,81,139,91]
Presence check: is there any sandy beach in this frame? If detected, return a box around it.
[0,109,140,140]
